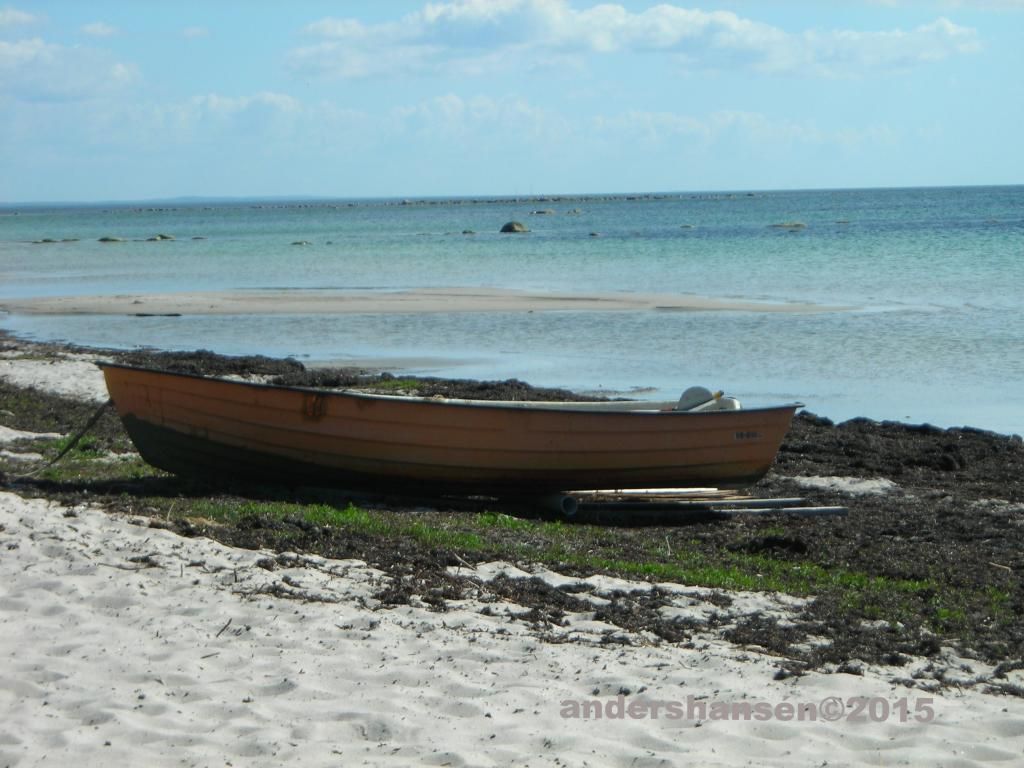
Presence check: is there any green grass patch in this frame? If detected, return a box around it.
[155,496,945,614]
[16,453,159,484]
[51,434,105,457]
[407,521,485,550]
[476,511,537,531]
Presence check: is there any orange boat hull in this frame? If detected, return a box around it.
[100,363,799,495]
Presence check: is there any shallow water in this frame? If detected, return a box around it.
[2,186,1022,433]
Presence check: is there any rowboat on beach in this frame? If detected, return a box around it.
[99,363,801,503]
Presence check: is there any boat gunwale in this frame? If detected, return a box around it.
[97,362,803,416]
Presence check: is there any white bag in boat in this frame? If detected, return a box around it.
[677,386,742,411]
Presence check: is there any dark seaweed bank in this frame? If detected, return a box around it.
[1,340,1022,679]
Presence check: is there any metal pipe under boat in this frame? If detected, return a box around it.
[540,494,579,517]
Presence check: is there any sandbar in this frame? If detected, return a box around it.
[0,287,846,316]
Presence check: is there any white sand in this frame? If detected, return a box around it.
[791,476,901,496]
[0,425,64,445]
[0,347,110,404]
[2,492,1022,768]
[0,287,845,317]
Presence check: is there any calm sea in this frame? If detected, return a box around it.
[2,186,1022,434]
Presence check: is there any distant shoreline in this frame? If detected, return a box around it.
[2,183,1021,211]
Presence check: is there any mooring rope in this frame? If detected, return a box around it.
[13,398,114,480]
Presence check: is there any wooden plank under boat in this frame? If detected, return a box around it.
[99,363,801,496]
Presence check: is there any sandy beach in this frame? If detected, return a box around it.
[3,489,1023,767]
[1,340,1023,767]
[0,287,843,317]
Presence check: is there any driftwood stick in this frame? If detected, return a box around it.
[98,562,147,571]
[451,552,474,570]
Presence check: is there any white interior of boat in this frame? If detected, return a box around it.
[338,385,746,413]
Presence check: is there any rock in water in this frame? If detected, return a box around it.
[500,221,529,233]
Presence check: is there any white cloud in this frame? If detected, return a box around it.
[0,6,36,27]
[0,37,139,101]
[81,21,117,38]
[137,91,309,144]
[0,78,919,200]
[289,1,980,79]
[946,0,1024,6]
[591,108,900,152]
[803,17,980,74]
[126,91,371,154]
[869,0,1024,8]
[390,92,570,142]
[195,91,302,117]
[304,17,370,39]
[182,26,209,39]
[593,109,708,143]
[384,93,897,160]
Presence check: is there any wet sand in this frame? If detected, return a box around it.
[0,287,846,316]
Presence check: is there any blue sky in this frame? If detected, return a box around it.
[1,1,1021,201]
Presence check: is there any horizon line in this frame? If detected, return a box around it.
[2,182,1021,208]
